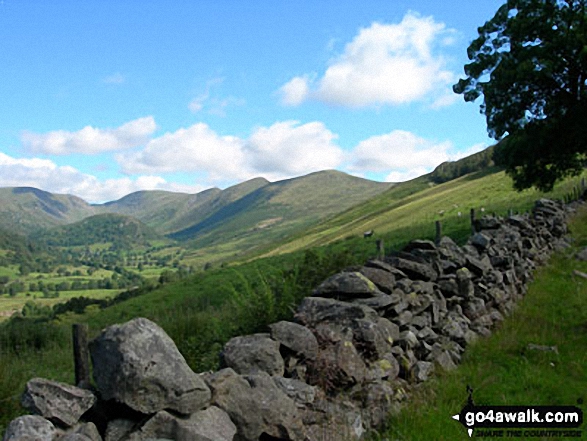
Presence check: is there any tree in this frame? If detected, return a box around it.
[454,0,587,191]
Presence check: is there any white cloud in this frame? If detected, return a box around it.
[21,116,157,155]
[385,167,429,183]
[0,152,204,203]
[118,120,344,183]
[118,122,249,181]
[278,76,311,106]
[102,72,125,84]
[280,12,457,108]
[349,130,453,173]
[245,121,343,179]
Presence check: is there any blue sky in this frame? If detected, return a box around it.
[0,0,505,203]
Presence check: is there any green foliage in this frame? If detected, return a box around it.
[430,147,496,184]
[454,0,587,191]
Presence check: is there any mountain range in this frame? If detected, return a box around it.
[0,170,392,256]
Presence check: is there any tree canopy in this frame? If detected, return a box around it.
[454,0,587,191]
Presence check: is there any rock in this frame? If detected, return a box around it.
[309,340,367,389]
[295,297,378,328]
[304,398,364,441]
[470,232,492,250]
[206,368,306,441]
[273,377,317,405]
[313,272,381,299]
[351,317,398,360]
[385,256,437,281]
[59,422,101,441]
[463,298,487,320]
[456,268,475,298]
[411,361,434,382]
[21,378,96,428]
[359,266,396,293]
[126,406,236,441]
[351,292,399,312]
[90,317,210,415]
[270,321,319,360]
[474,217,502,230]
[2,415,56,441]
[575,247,587,261]
[221,333,284,376]
[433,350,458,372]
[361,381,396,428]
[104,419,135,441]
[365,259,408,279]
[367,353,400,381]
[399,330,419,349]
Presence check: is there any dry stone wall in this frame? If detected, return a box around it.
[2,198,577,441]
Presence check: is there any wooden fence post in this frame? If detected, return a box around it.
[470,208,476,234]
[435,220,442,245]
[376,239,384,260]
[73,324,90,389]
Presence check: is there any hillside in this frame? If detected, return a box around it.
[169,170,393,255]
[0,187,96,235]
[33,213,164,249]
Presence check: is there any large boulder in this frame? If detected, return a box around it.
[205,368,306,441]
[385,256,438,281]
[21,378,96,428]
[221,333,284,376]
[2,415,56,441]
[89,317,210,415]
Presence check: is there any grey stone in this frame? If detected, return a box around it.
[221,333,284,376]
[270,321,319,360]
[105,419,136,441]
[273,376,317,405]
[471,232,492,250]
[367,354,400,381]
[411,361,434,382]
[90,317,211,415]
[386,256,437,281]
[295,297,378,328]
[576,247,587,261]
[359,266,395,293]
[313,271,381,299]
[59,423,101,441]
[2,415,56,441]
[21,377,96,427]
[206,368,306,441]
[399,330,419,349]
[126,407,236,441]
[351,317,398,359]
[309,340,367,388]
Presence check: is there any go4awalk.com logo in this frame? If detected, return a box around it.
[452,403,583,438]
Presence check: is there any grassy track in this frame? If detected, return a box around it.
[377,205,587,441]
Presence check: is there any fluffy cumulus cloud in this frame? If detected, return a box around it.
[21,116,157,155]
[119,120,344,183]
[279,76,311,106]
[0,152,203,203]
[280,12,457,108]
[347,130,455,182]
[118,123,249,180]
[245,121,343,179]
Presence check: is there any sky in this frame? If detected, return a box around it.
[0,0,506,203]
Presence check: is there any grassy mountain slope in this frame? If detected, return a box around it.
[170,170,393,256]
[256,166,584,259]
[33,213,164,249]
[0,187,96,235]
